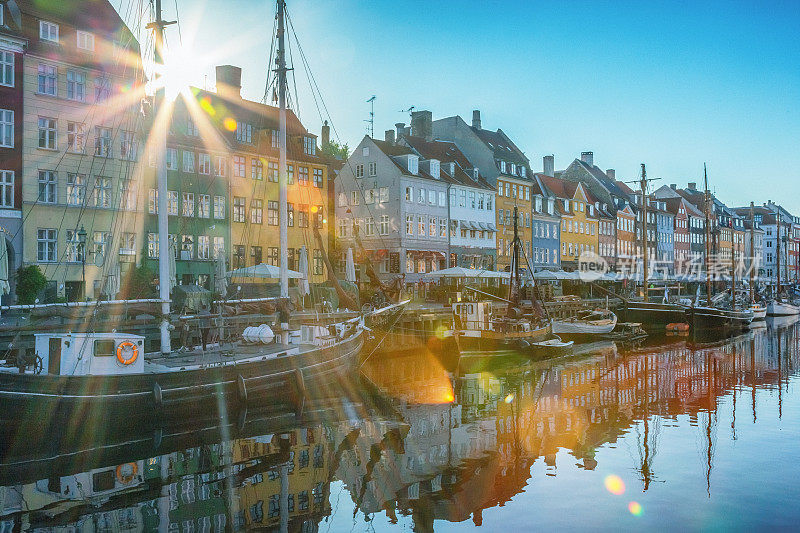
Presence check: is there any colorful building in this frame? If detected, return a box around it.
[538,176,598,270]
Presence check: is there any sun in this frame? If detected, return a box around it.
[149,43,205,100]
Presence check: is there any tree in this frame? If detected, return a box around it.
[123,264,158,299]
[16,265,47,305]
[321,140,349,160]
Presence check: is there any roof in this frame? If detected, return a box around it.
[471,127,529,168]
[615,180,636,195]
[400,135,494,191]
[537,174,580,200]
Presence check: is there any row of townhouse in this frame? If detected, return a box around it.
[0,1,333,302]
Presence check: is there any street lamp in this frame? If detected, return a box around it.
[77,225,87,299]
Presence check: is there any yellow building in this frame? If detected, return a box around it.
[496,174,534,272]
[539,176,598,270]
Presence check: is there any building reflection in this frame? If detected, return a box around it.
[0,319,797,531]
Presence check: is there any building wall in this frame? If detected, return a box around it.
[558,187,598,270]
[448,182,496,269]
[400,175,448,280]
[431,117,499,184]
[598,216,615,269]
[531,195,560,270]
[496,175,534,272]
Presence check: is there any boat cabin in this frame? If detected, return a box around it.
[34,333,145,376]
[453,302,492,331]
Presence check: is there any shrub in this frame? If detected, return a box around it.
[16,265,47,305]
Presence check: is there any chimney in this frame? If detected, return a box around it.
[395,122,405,140]
[384,129,395,144]
[543,155,554,177]
[410,110,433,141]
[670,183,677,190]
[688,182,697,191]
[606,169,615,180]
[321,120,330,148]
[215,65,242,99]
[581,151,593,167]
[472,109,481,129]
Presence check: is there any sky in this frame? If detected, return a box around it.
[126,0,800,212]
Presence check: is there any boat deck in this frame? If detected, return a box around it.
[146,342,301,370]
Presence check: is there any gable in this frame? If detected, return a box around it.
[574,182,588,202]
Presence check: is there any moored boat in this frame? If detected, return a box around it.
[686,305,754,334]
[552,309,618,341]
[750,303,767,320]
[766,300,800,317]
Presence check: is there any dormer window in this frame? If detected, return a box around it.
[429,160,440,180]
[521,167,526,178]
[408,155,418,175]
[235,122,252,143]
[510,163,516,175]
[500,161,506,173]
[40,21,59,43]
[77,31,95,51]
[303,136,316,155]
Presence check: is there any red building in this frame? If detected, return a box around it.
[664,197,690,274]
[0,8,26,301]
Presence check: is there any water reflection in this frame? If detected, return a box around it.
[1,317,799,531]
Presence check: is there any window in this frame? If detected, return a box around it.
[181,235,194,259]
[380,187,389,203]
[429,216,436,236]
[186,118,199,136]
[38,64,57,95]
[419,188,426,204]
[287,203,294,226]
[368,162,377,176]
[406,215,414,235]
[40,21,59,42]
[66,70,85,101]
[365,217,375,236]
[251,158,263,180]
[166,148,178,170]
[337,192,347,207]
[148,189,157,214]
[167,190,178,215]
[251,199,263,224]
[232,245,245,268]
[182,192,194,217]
[76,30,94,51]
[380,215,389,235]
[233,155,246,177]
[119,232,136,255]
[120,131,137,160]
[338,219,348,238]
[233,197,246,222]
[355,164,364,178]
[213,237,224,258]
[38,171,57,203]
[303,136,316,155]
[298,205,309,228]
[364,188,375,204]
[94,126,112,157]
[0,171,12,207]
[235,122,252,143]
[66,173,85,206]
[182,151,195,172]
[0,110,11,147]
[267,247,279,266]
[439,191,446,207]
[418,215,425,235]
[198,194,210,218]
[268,161,278,182]
[38,117,57,149]
[120,180,136,210]
[214,156,227,177]
[313,168,323,188]
[197,235,210,260]
[251,246,262,264]
[213,196,225,219]
[94,77,111,103]
[93,177,111,208]
[406,186,413,202]
[67,122,85,153]
[299,167,309,185]
[429,190,436,205]
[0,51,14,87]
[198,153,211,174]
[93,231,110,259]
[37,229,57,262]
[459,189,466,207]
[313,249,323,275]
[267,200,278,225]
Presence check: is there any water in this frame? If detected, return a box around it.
[1,318,799,531]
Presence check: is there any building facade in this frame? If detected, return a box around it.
[531,174,561,271]
[19,1,144,300]
[539,176,598,271]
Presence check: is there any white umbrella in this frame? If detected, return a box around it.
[214,251,228,296]
[103,262,121,298]
[345,247,356,283]
[533,270,558,280]
[298,246,310,296]
[227,263,304,279]
[168,240,177,291]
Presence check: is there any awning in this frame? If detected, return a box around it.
[460,220,470,229]
[469,221,481,229]
[487,223,498,232]
[477,222,488,230]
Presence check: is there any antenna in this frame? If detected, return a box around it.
[365,95,376,138]
[400,106,415,119]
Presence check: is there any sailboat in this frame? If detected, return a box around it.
[747,202,767,320]
[0,1,364,419]
[686,165,754,333]
[451,207,563,356]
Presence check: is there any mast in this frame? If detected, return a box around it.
[749,202,755,304]
[507,206,521,308]
[148,0,175,353]
[776,205,781,300]
[639,164,649,297]
[703,164,713,306]
[276,0,289,298]
[731,224,736,310]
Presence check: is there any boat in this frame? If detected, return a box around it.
[766,300,800,317]
[0,1,366,423]
[600,322,648,342]
[451,207,551,355]
[551,309,618,341]
[529,338,575,357]
[750,303,767,320]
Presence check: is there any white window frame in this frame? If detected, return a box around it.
[0,51,13,88]
[37,64,57,96]
[94,126,112,157]
[67,122,85,153]
[38,170,57,203]
[38,117,57,149]
[37,228,57,262]
[66,69,86,101]
[76,30,95,51]
[66,173,85,206]
[39,21,59,43]
[0,109,12,148]
[0,170,13,208]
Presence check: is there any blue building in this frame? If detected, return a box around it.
[531,174,561,270]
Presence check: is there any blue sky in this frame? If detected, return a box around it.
[133,0,800,212]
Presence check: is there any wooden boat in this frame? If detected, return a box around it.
[451,207,551,355]
[750,303,767,320]
[529,337,575,357]
[601,322,648,342]
[622,300,688,332]
[766,300,800,317]
[0,320,364,425]
[552,310,618,340]
[686,305,753,334]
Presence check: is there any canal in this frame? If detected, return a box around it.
[1,317,798,531]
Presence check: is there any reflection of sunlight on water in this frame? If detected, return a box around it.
[362,349,455,404]
[628,501,643,516]
[604,474,625,495]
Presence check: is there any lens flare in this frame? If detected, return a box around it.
[628,501,643,516]
[199,97,216,116]
[223,117,237,131]
[504,393,514,404]
[604,475,625,495]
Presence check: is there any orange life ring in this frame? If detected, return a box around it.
[116,462,138,484]
[116,341,138,365]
